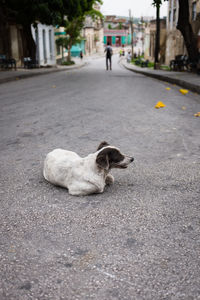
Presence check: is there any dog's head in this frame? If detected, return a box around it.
[96,141,134,171]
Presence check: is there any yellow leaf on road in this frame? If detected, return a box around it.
[194,112,200,117]
[179,89,189,95]
[165,87,171,90]
[182,106,186,110]
[155,101,166,109]
[52,85,56,88]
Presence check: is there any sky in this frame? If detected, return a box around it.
[101,0,168,18]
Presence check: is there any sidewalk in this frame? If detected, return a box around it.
[0,58,86,84]
[121,58,200,95]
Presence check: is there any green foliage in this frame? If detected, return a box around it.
[131,58,170,70]
[152,0,168,7]
[56,36,69,61]
[0,0,102,27]
[147,61,154,68]
[56,37,69,49]
[86,7,103,21]
[55,18,84,62]
[108,24,112,29]
[0,0,62,26]
[61,60,75,65]
[160,65,170,71]
[65,17,84,46]
[0,0,102,60]
[118,22,123,29]
[63,4,102,61]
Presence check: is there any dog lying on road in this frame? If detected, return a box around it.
[43,142,134,196]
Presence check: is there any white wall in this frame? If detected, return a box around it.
[167,0,179,30]
[31,24,56,66]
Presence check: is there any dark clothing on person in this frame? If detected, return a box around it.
[105,45,113,70]
[106,56,112,70]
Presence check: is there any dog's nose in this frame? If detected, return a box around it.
[130,157,134,162]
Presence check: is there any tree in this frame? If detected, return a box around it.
[64,5,103,63]
[0,0,62,59]
[65,17,84,62]
[154,3,160,68]
[176,0,199,63]
[56,37,69,62]
[118,22,123,30]
[0,0,102,59]
[152,0,199,65]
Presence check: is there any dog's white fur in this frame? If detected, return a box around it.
[43,143,133,196]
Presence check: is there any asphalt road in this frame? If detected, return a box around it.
[0,55,200,300]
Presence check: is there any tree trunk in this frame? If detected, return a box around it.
[61,45,64,62]
[154,4,160,69]
[22,24,36,59]
[67,44,72,62]
[177,0,198,64]
[0,7,11,57]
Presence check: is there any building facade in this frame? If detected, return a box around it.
[103,15,130,47]
[54,4,104,61]
[83,4,104,56]
[104,29,130,46]
[54,26,69,63]
[0,22,55,67]
[165,0,200,64]
[0,22,24,67]
[103,15,147,51]
[144,18,167,63]
[54,26,85,63]
[31,24,56,66]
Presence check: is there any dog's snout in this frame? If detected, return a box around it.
[130,157,134,162]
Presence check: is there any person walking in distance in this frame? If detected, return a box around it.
[80,50,83,60]
[104,42,113,70]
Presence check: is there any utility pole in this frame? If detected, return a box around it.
[154,3,160,69]
[129,9,134,59]
[141,16,144,55]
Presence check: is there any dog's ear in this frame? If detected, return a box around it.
[97,141,109,151]
[96,151,109,170]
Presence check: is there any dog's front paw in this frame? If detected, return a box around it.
[105,174,114,185]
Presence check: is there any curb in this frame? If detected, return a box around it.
[0,62,87,85]
[121,60,200,95]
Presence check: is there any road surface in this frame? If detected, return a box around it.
[0,55,200,300]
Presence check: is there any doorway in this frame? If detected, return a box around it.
[116,36,121,47]
[107,36,112,45]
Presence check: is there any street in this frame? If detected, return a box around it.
[0,55,200,300]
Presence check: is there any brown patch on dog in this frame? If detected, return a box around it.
[97,141,110,151]
[96,151,109,170]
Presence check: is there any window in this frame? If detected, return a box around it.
[169,10,172,23]
[192,2,197,21]
[173,9,176,23]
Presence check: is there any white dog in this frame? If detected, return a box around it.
[43,142,134,196]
